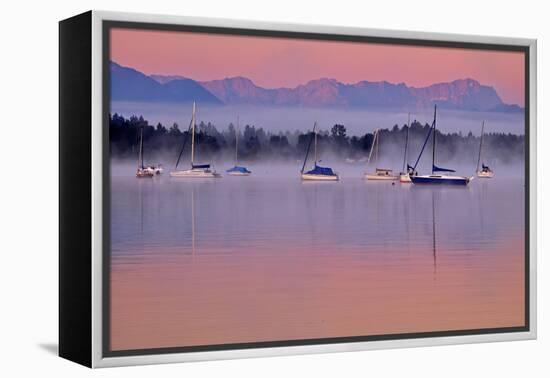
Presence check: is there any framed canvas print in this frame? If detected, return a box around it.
[59,10,537,368]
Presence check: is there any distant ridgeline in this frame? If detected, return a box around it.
[109,113,524,166]
[111,62,524,113]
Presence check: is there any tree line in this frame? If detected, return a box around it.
[109,113,525,166]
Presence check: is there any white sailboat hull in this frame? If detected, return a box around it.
[136,168,154,178]
[226,171,251,176]
[476,170,494,178]
[301,173,339,181]
[364,173,399,181]
[399,173,412,183]
[170,168,221,178]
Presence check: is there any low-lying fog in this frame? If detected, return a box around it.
[112,159,525,179]
[112,102,525,136]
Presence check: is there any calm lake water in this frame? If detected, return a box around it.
[110,163,526,351]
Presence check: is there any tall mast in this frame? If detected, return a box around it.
[477,121,485,171]
[402,113,410,172]
[432,191,437,272]
[190,101,196,166]
[235,116,239,165]
[138,126,144,169]
[175,114,193,169]
[300,122,317,173]
[191,187,196,256]
[411,119,434,171]
[314,125,317,164]
[366,129,378,167]
[375,129,379,164]
[432,105,437,175]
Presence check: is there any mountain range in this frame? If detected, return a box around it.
[111,62,222,104]
[111,61,523,112]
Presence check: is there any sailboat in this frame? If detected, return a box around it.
[170,102,221,178]
[300,122,339,181]
[399,113,415,183]
[476,121,494,178]
[136,126,154,178]
[226,117,251,176]
[144,164,163,175]
[363,129,398,180]
[410,105,472,185]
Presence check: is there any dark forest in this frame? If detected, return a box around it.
[109,113,524,167]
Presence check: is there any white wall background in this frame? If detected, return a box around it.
[0,0,546,376]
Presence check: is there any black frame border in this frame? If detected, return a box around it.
[101,20,531,358]
[59,11,93,367]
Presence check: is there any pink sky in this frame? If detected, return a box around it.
[110,28,525,106]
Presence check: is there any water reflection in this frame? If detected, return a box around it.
[110,170,525,350]
[191,186,196,257]
[432,191,437,279]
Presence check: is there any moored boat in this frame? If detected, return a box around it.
[170,102,221,178]
[398,113,414,183]
[145,164,163,175]
[300,122,339,181]
[476,121,494,178]
[136,168,154,178]
[226,165,251,176]
[399,171,413,183]
[136,126,154,178]
[365,168,399,180]
[170,164,221,178]
[363,129,398,181]
[410,174,471,185]
[301,165,339,181]
[477,165,494,178]
[410,105,472,186]
[226,116,251,176]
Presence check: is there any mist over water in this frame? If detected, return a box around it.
[109,161,525,350]
[109,99,525,350]
[112,101,525,136]
[113,154,524,180]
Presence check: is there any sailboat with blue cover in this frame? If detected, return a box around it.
[170,101,221,178]
[300,123,339,181]
[226,117,251,176]
[410,105,472,185]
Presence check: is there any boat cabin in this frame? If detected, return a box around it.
[375,168,394,176]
